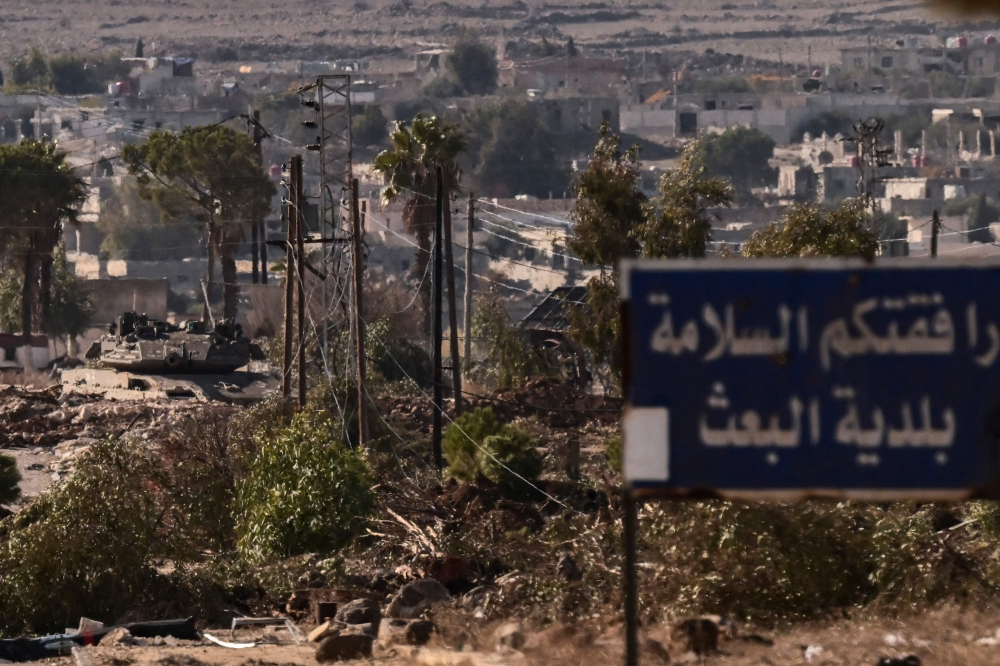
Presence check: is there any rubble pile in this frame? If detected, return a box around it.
[0,383,238,480]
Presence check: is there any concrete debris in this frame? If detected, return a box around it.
[314,633,374,662]
[387,579,451,619]
[379,618,435,646]
[308,621,335,643]
[100,628,132,646]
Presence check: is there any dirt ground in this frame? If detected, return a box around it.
[0,0,983,68]
[14,606,1000,666]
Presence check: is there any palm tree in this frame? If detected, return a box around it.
[0,140,85,344]
[373,114,465,335]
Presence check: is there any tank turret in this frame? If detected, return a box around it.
[85,312,265,374]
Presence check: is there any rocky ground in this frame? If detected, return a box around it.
[0,382,237,509]
[21,598,1000,666]
[4,377,1000,666]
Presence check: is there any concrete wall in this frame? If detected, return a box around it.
[82,278,169,324]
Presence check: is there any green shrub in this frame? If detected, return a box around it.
[0,453,20,505]
[605,435,622,474]
[443,406,502,481]
[236,410,375,561]
[479,430,543,493]
[0,439,160,635]
[443,406,542,492]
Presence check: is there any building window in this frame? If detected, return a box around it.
[704,100,717,110]
[3,348,15,362]
[80,111,89,122]
[881,56,893,68]
[854,58,865,68]
[132,119,145,130]
[60,119,72,130]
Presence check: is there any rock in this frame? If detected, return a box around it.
[100,627,133,646]
[73,405,94,423]
[315,633,374,662]
[557,553,582,581]
[643,637,671,663]
[336,598,381,625]
[163,636,179,647]
[379,618,435,646]
[48,409,69,424]
[308,621,336,643]
[877,657,921,666]
[387,579,450,619]
[672,618,719,655]
[493,621,525,651]
[341,623,377,637]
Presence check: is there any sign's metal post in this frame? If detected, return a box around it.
[623,490,640,666]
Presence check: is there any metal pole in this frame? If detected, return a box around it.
[281,162,296,418]
[351,178,369,446]
[463,193,474,368]
[624,491,640,666]
[432,166,444,471]
[295,156,307,410]
[442,171,462,414]
[931,209,940,258]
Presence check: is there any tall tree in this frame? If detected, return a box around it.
[743,198,879,259]
[446,32,498,96]
[463,98,567,199]
[122,125,275,320]
[0,140,85,343]
[695,126,776,200]
[967,192,998,244]
[568,125,732,385]
[373,114,465,334]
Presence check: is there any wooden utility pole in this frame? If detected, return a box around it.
[281,159,297,417]
[931,209,940,258]
[251,109,263,284]
[432,166,444,471]
[463,193,474,366]
[442,171,462,414]
[351,178,370,446]
[295,156,307,410]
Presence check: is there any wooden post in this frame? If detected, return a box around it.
[432,166,444,471]
[281,160,297,418]
[351,178,370,446]
[251,109,263,284]
[931,209,940,258]
[463,193,474,369]
[442,171,462,414]
[295,156,307,410]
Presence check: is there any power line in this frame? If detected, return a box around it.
[364,319,573,510]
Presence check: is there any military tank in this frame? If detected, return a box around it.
[61,312,277,403]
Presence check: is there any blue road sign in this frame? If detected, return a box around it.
[621,258,1000,500]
